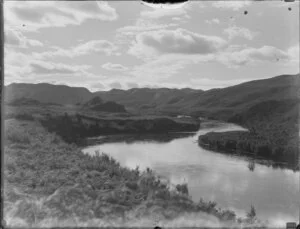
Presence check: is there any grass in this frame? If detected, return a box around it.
[3,118,264,227]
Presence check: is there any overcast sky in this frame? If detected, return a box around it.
[4,0,299,91]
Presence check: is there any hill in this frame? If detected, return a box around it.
[176,74,299,119]
[196,74,299,169]
[5,74,298,117]
[94,87,201,113]
[5,83,93,105]
[83,96,127,113]
[95,74,299,117]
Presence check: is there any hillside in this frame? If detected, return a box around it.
[94,88,201,113]
[5,83,93,105]
[196,74,299,169]
[83,96,127,113]
[4,118,254,227]
[5,74,299,117]
[176,74,299,119]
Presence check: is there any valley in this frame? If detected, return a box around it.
[3,73,300,227]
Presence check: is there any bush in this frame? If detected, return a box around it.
[175,183,189,195]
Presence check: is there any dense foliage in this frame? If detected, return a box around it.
[3,119,260,227]
[199,99,299,169]
[40,113,200,144]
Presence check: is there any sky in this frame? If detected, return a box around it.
[4,0,300,91]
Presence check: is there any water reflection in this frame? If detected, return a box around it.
[86,132,195,146]
[82,121,299,226]
[248,160,255,172]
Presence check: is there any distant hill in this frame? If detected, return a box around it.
[4,74,299,118]
[94,74,299,117]
[5,83,93,105]
[83,96,127,113]
[172,73,299,119]
[94,88,201,113]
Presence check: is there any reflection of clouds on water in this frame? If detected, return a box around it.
[83,121,299,226]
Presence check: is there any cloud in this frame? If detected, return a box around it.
[29,61,90,75]
[90,82,106,90]
[129,54,213,81]
[126,82,139,89]
[224,26,257,40]
[5,29,43,48]
[218,45,291,68]
[4,1,118,31]
[287,44,299,62]
[128,28,227,59]
[74,40,118,56]
[116,19,178,46]
[33,40,119,59]
[102,63,128,71]
[212,1,251,11]
[205,18,220,25]
[4,48,98,85]
[117,19,177,35]
[109,82,122,89]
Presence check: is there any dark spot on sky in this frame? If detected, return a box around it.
[22,24,25,27]
[244,10,248,15]
[288,7,292,11]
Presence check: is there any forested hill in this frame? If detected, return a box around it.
[5,74,298,117]
[197,74,299,169]
[5,83,94,105]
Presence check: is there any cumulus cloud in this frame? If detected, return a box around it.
[129,53,214,81]
[33,40,119,59]
[74,40,118,56]
[4,48,98,85]
[224,26,257,40]
[218,45,291,68]
[287,44,299,62]
[128,28,227,59]
[5,29,43,48]
[102,63,128,71]
[29,61,90,75]
[205,18,220,25]
[109,82,123,89]
[4,1,118,31]
[126,82,139,89]
[212,1,251,11]
[90,82,106,90]
[117,19,177,35]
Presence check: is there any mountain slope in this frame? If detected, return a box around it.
[169,74,299,118]
[94,88,201,112]
[83,96,127,113]
[4,73,299,117]
[5,83,94,105]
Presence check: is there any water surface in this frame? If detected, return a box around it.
[83,121,299,226]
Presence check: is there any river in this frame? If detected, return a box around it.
[83,120,299,226]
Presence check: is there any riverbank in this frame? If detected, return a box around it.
[198,130,297,170]
[197,98,299,170]
[4,118,264,227]
[5,104,200,145]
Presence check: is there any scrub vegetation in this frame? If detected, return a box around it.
[3,117,264,227]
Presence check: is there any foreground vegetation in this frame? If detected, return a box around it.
[4,118,264,227]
